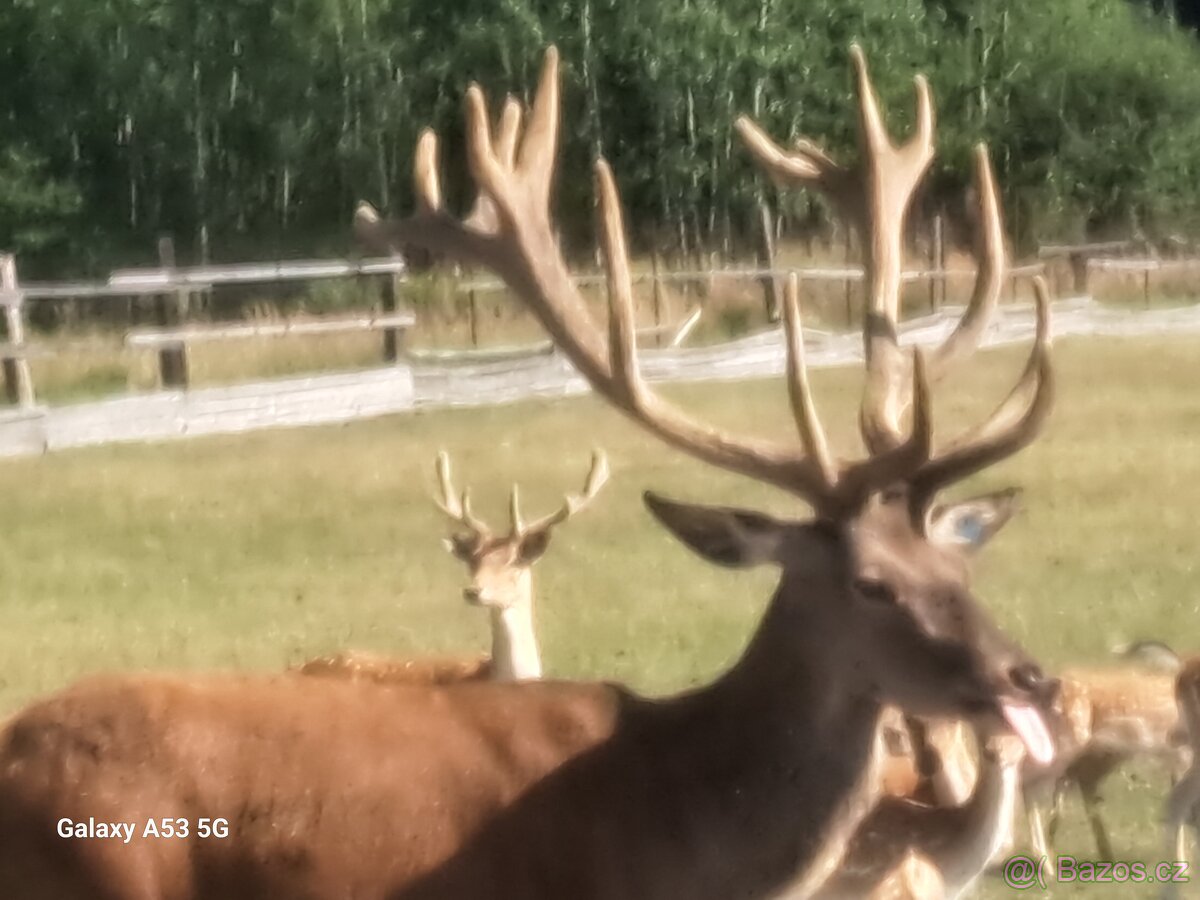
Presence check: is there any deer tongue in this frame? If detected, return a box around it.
[1000,700,1055,765]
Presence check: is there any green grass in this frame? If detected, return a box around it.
[1,335,1198,897]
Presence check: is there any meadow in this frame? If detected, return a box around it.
[0,334,1198,897]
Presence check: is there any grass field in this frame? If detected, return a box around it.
[1,334,1198,897]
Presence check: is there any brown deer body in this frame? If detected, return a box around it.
[1,46,1056,899]
[297,451,608,685]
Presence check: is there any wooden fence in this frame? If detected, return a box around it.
[2,239,1196,460]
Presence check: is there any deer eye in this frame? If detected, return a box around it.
[854,578,898,606]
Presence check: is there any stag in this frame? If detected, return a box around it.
[1,46,1054,899]
[298,450,608,684]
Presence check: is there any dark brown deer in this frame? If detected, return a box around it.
[297,450,609,684]
[0,46,1055,900]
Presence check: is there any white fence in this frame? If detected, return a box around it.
[4,293,1200,459]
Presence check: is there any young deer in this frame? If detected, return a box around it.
[1,47,1056,899]
[819,729,1024,899]
[869,852,946,900]
[298,450,609,684]
[879,713,978,807]
[1164,658,1200,893]
[1023,658,1185,861]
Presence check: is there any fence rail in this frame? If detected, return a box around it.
[456,262,1046,294]
[2,294,1200,459]
[1087,257,1200,273]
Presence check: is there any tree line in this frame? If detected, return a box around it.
[2,0,1199,277]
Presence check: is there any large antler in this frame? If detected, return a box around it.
[737,46,1007,456]
[356,49,933,520]
[736,46,1052,521]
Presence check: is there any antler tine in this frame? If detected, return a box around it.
[414,129,443,213]
[925,144,1005,376]
[517,45,561,207]
[849,44,935,176]
[910,277,1054,511]
[432,452,490,536]
[465,96,524,233]
[781,273,835,487]
[593,159,849,512]
[861,143,1007,453]
[838,349,934,507]
[521,450,612,534]
[509,483,525,537]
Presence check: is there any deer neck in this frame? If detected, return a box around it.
[488,578,541,681]
[687,583,888,897]
[936,750,1020,897]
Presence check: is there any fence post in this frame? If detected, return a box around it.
[1144,268,1151,308]
[1,254,35,408]
[468,288,480,348]
[650,252,665,348]
[1069,251,1089,296]
[930,215,944,312]
[380,271,401,362]
[156,236,190,389]
[756,200,781,322]
[844,231,855,328]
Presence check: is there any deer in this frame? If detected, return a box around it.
[1164,658,1200,897]
[297,449,609,685]
[868,852,946,900]
[1022,653,1187,862]
[879,712,978,806]
[817,729,1024,899]
[0,46,1057,900]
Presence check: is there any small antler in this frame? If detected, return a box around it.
[432,452,490,537]
[513,450,611,537]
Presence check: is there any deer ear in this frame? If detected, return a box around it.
[927,488,1022,552]
[443,534,476,560]
[643,491,787,568]
[516,530,552,565]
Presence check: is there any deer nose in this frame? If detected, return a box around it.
[463,587,482,605]
[1009,663,1057,700]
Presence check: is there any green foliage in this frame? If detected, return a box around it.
[0,147,82,255]
[1,0,1200,275]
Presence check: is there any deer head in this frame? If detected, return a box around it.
[356,47,1057,765]
[432,449,609,611]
